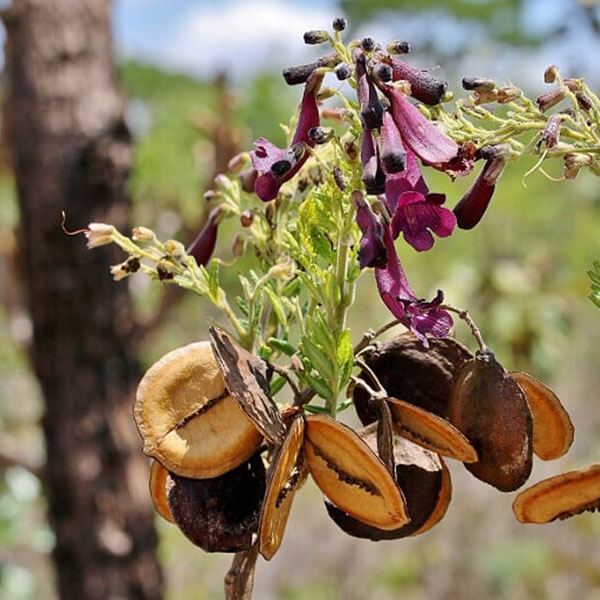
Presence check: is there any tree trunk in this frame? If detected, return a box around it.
[1,1,163,598]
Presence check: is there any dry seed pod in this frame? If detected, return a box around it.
[149,459,174,523]
[210,326,286,445]
[304,415,409,530]
[386,397,477,463]
[325,428,451,540]
[448,352,533,492]
[510,372,574,461]
[259,417,307,560]
[167,453,266,552]
[354,334,473,423]
[135,342,263,479]
[513,464,600,524]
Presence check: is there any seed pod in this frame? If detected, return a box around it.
[210,326,286,444]
[259,417,307,560]
[167,453,266,552]
[304,415,409,530]
[354,334,473,423]
[509,372,573,461]
[386,397,477,463]
[325,428,451,540]
[448,351,533,492]
[513,464,600,524]
[134,342,263,479]
[149,460,174,523]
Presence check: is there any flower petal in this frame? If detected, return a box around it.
[187,208,219,266]
[354,191,388,269]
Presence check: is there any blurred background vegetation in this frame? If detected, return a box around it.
[1,0,600,598]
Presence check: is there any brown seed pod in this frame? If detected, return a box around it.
[325,428,451,540]
[510,371,574,461]
[354,334,473,424]
[210,326,286,445]
[513,464,600,524]
[304,415,409,530]
[149,459,174,523]
[386,397,478,463]
[134,341,263,479]
[167,452,266,552]
[259,417,307,560]
[448,352,533,492]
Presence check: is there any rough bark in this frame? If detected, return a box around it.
[2,1,163,598]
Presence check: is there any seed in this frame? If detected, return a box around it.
[513,464,600,524]
[134,341,263,479]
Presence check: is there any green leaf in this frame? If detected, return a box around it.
[282,277,301,297]
[264,286,288,330]
[208,260,220,299]
[305,372,333,400]
[235,296,249,316]
[258,344,273,360]
[267,337,297,357]
[311,309,336,356]
[301,336,334,380]
[304,404,331,414]
[270,376,287,396]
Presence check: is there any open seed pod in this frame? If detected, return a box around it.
[259,417,307,560]
[149,459,174,523]
[513,464,600,524]
[509,371,574,461]
[210,326,286,445]
[325,425,451,540]
[354,334,473,423]
[166,452,266,552]
[135,341,263,479]
[304,415,409,530]
[448,351,533,492]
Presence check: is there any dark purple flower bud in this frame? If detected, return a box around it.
[383,85,459,168]
[462,77,496,92]
[361,37,376,52]
[389,190,456,251]
[308,126,334,145]
[332,16,347,32]
[334,62,352,81]
[380,110,406,174]
[536,88,565,112]
[375,229,453,345]
[355,50,384,129]
[353,191,388,269]
[389,60,448,106]
[540,114,561,149]
[453,157,506,230]
[282,53,339,85]
[387,40,411,55]
[187,207,220,266]
[239,169,257,193]
[304,30,329,45]
[361,128,386,194]
[373,62,393,83]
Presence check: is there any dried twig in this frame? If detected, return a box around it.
[224,544,259,600]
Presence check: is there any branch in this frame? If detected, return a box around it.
[224,544,259,600]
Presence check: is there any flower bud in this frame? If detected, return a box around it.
[341,132,359,160]
[316,87,336,100]
[303,30,329,45]
[270,262,294,280]
[215,173,235,194]
[308,126,334,145]
[333,166,346,191]
[361,37,376,52]
[164,239,186,260]
[282,53,339,86]
[474,90,498,105]
[540,114,561,149]
[575,92,592,111]
[240,210,254,228]
[564,153,592,179]
[387,40,411,54]
[372,62,393,83]
[231,234,245,258]
[497,85,522,104]
[462,77,496,92]
[332,16,347,32]
[227,152,250,174]
[544,65,559,83]
[334,62,352,81]
[390,60,448,105]
[132,226,154,242]
[563,78,580,92]
[536,88,565,112]
[85,223,115,248]
[239,169,258,193]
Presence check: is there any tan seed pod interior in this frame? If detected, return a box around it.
[149,459,174,523]
[135,341,262,479]
[411,457,452,536]
[304,415,409,531]
[513,464,600,524]
[259,417,306,560]
[510,371,574,461]
[387,397,478,463]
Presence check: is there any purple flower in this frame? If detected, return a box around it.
[353,191,387,269]
[187,207,220,266]
[380,111,406,174]
[375,229,453,344]
[361,127,386,195]
[250,74,322,201]
[453,157,506,230]
[355,50,384,129]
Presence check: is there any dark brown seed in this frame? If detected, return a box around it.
[167,453,266,553]
[448,352,533,492]
[325,429,449,540]
[354,334,473,424]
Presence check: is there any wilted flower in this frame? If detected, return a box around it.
[85,222,115,248]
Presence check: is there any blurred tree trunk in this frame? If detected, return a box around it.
[1,1,163,599]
